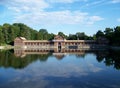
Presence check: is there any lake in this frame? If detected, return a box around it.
[0,49,120,88]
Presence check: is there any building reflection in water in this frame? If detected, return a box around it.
[0,48,120,70]
[13,48,120,70]
[14,48,89,59]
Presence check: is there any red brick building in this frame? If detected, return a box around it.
[14,35,97,51]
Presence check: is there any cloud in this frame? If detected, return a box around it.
[111,0,120,3]
[117,18,120,22]
[47,0,75,3]
[2,0,103,27]
[14,11,85,25]
[47,0,87,3]
[6,0,49,12]
[87,63,102,72]
[87,16,104,25]
[13,10,103,26]
[82,0,107,8]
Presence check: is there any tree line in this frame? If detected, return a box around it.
[0,23,120,46]
[95,26,120,46]
[0,23,55,45]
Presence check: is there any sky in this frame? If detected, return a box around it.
[0,0,120,35]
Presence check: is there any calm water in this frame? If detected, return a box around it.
[0,49,120,88]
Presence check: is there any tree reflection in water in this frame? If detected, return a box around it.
[0,49,120,70]
[0,50,52,69]
[96,49,120,70]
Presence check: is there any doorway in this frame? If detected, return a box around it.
[58,42,61,52]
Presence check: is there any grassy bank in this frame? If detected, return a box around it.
[0,45,14,50]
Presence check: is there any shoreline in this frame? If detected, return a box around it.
[110,46,120,50]
[0,45,120,50]
[0,46,4,49]
[0,45,14,50]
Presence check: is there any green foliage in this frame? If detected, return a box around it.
[48,33,55,40]
[38,29,48,40]
[95,30,104,38]
[2,23,11,44]
[67,32,91,40]
[95,26,120,46]
[76,32,89,40]
[0,23,57,44]
[104,28,113,45]
[67,34,77,40]
[0,26,5,45]
[58,32,67,39]
[113,26,120,46]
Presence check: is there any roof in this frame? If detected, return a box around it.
[14,37,26,41]
[54,35,65,40]
[19,37,26,40]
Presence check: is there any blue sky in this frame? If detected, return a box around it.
[0,0,120,35]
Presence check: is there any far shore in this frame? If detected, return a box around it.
[0,45,120,50]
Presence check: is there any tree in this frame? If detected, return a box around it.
[0,26,5,45]
[39,29,48,40]
[19,23,31,39]
[104,28,113,44]
[67,34,77,40]
[104,28,113,35]
[13,23,21,37]
[48,33,55,40]
[113,26,120,45]
[39,29,48,34]
[2,23,11,43]
[95,30,104,38]
[93,34,96,40]
[58,32,67,39]
[76,32,88,40]
[30,30,38,40]
[8,25,16,44]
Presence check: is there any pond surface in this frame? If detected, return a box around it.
[0,49,120,88]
